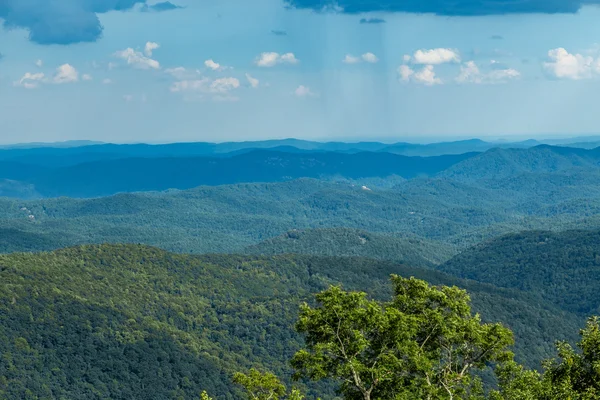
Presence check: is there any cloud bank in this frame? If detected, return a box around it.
[0,0,180,45]
[284,0,600,15]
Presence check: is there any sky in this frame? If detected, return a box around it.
[2,0,600,144]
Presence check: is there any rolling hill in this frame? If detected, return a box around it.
[0,244,583,399]
[4,176,600,256]
[437,229,600,315]
[243,227,456,267]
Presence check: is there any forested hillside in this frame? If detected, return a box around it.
[4,170,600,257]
[0,245,582,399]
[244,228,456,267]
[437,229,600,315]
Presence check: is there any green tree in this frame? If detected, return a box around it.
[493,317,600,400]
[291,275,513,400]
[234,368,309,400]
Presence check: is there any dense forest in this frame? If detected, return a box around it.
[244,228,456,267]
[0,244,586,399]
[437,229,600,315]
[3,141,600,398]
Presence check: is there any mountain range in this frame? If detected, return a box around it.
[3,138,600,398]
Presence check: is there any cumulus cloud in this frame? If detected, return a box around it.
[408,48,460,65]
[53,64,79,84]
[14,72,45,89]
[343,52,379,64]
[294,85,317,97]
[246,73,259,88]
[455,60,520,84]
[543,48,600,80]
[204,59,230,71]
[170,75,241,101]
[359,17,385,23]
[114,47,160,70]
[144,42,160,57]
[283,0,600,16]
[255,52,299,67]
[343,54,361,64]
[82,74,93,81]
[0,1,181,45]
[361,52,379,63]
[35,59,43,67]
[398,65,442,85]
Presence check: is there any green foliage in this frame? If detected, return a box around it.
[437,229,600,315]
[0,244,583,398]
[201,391,215,400]
[492,317,600,399]
[244,228,456,267]
[233,369,286,400]
[291,276,513,400]
[5,168,600,256]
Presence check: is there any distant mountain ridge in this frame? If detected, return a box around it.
[0,150,476,198]
[439,145,600,182]
[2,137,599,168]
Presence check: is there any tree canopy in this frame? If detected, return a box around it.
[291,276,513,400]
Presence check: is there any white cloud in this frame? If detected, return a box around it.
[82,74,93,81]
[456,61,482,84]
[398,65,414,82]
[255,52,299,67]
[361,52,379,63]
[114,47,160,70]
[123,95,134,102]
[35,59,43,67]
[14,72,45,89]
[454,60,521,84]
[144,42,160,57]
[403,54,412,63]
[398,65,441,85]
[170,76,241,100]
[343,53,379,64]
[102,78,113,84]
[343,54,361,64]
[53,64,78,84]
[411,48,460,65]
[413,65,442,85]
[280,53,298,64]
[210,77,241,93]
[294,85,317,97]
[245,73,259,88]
[205,59,230,71]
[543,48,598,80]
[488,68,520,82]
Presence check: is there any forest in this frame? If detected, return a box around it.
[3,141,600,398]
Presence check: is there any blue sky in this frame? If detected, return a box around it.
[2,0,600,144]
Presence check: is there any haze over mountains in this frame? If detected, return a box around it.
[3,138,600,199]
[3,137,600,398]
